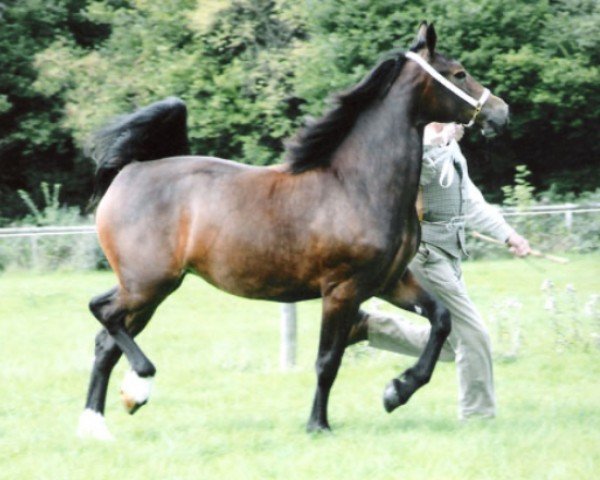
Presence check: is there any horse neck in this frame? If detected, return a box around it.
[331,89,423,216]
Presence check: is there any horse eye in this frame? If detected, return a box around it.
[454,71,467,80]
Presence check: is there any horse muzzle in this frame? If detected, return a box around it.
[480,101,509,138]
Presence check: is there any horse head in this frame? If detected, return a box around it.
[407,22,509,136]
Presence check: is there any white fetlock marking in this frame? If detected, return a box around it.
[121,370,153,404]
[77,409,115,441]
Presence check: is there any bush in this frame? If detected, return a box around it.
[466,166,600,259]
[0,183,105,271]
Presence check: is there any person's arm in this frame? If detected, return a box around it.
[465,177,531,256]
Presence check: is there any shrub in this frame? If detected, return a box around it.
[466,166,600,259]
[0,183,105,271]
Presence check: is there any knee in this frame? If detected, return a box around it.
[88,295,104,322]
[89,292,116,324]
[89,293,123,333]
[475,328,492,348]
[462,326,492,352]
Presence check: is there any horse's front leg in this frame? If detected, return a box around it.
[379,269,451,412]
[307,283,360,432]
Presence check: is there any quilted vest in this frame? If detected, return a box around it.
[420,142,469,258]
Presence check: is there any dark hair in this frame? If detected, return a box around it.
[87,97,190,205]
[285,54,407,173]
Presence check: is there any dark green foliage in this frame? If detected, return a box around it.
[0,0,113,221]
[0,0,598,222]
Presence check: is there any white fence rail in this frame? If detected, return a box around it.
[1,203,598,369]
[1,203,598,239]
[500,203,600,230]
[0,225,97,237]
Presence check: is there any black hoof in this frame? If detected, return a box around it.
[383,378,412,413]
[120,390,148,415]
[127,399,147,415]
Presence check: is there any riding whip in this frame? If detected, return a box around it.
[471,231,569,264]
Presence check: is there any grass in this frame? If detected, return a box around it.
[0,254,599,479]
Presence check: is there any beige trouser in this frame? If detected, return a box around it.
[368,243,496,419]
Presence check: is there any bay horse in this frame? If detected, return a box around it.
[77,22,508,440]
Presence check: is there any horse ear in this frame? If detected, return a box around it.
[426,23,437,55]
[413,21,435,57]
[415,21,428,47]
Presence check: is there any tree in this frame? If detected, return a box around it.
[35,0,307,167]
[2,0,598,221]
[0,0,113,221]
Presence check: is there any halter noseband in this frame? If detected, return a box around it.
[405,51,490,128]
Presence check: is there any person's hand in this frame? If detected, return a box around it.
[506,232,531,257]
[424,122,446,146]
[453,124,465,142]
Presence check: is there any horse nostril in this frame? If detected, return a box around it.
[481,117,506,138]
[490,107,509,131]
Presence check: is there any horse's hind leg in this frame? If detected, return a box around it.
[78,300,159,440]
[79,278,179,439]
[378,269,451,412]
[88,286,156,373]
[78,328,121,440]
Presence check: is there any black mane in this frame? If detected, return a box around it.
[286,53,407,173]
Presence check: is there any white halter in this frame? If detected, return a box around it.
[405,51,491,127]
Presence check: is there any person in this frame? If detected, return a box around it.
[348,122,531,420]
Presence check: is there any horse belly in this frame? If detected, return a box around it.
[190,255,321,302]
[185,225,321,302]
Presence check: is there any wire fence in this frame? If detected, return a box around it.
[0,225,100,270]
[1,203,598,269]
[1,203,598,370]
[500,203,600,235]
[468,203,600,258]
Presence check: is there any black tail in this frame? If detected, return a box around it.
[87,97,190,206]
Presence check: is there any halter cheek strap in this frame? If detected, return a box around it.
[405,51,491,128]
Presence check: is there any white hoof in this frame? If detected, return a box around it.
[120,370,153,413]
[77,409,115,441]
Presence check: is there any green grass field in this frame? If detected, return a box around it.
[1,255,599,480]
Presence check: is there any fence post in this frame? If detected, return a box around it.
[280,303,297,371]
[30,235,39,269]
[564,210,573,231]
